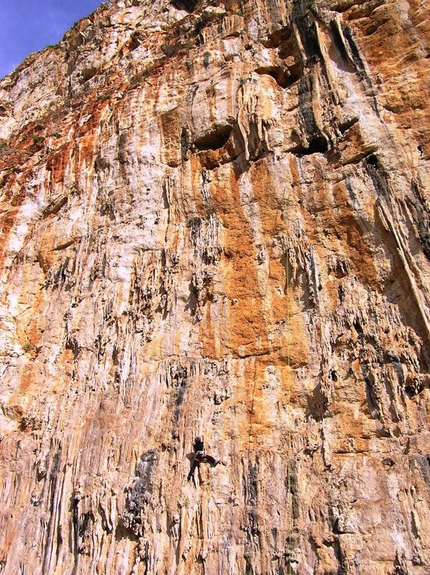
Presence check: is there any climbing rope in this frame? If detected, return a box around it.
[246,360,258,457]
[283,190,294,575]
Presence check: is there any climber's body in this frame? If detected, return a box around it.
[194,437,204,452]
[187,437,219,481]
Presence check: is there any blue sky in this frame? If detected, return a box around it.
[0,0,103,79]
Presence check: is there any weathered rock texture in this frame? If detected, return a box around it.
[1,0,430,573]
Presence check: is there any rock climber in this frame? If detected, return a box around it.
[187,436,219,481]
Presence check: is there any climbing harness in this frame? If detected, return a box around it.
[194,450,205,462]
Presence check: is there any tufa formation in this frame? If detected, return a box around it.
[1,0,430,573]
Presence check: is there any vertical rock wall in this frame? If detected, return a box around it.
[0,0,430,573]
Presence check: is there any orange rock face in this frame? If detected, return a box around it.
[1,0,430,573]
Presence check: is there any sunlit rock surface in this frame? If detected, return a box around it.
[1,0,430,573]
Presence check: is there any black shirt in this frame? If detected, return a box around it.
[194,438,204,452]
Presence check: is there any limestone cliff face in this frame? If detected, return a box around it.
[1,0,430,573]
